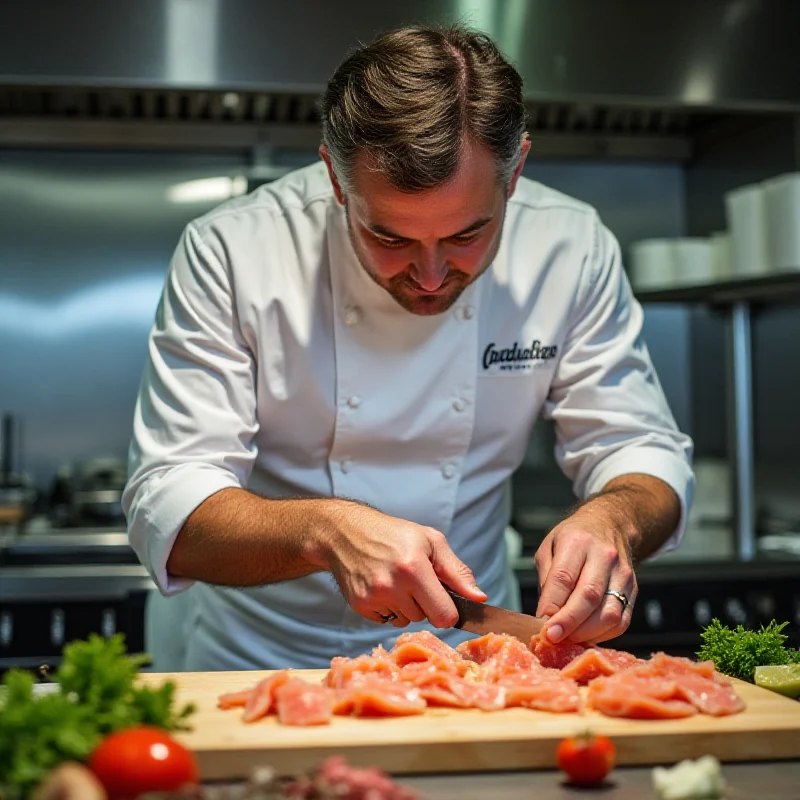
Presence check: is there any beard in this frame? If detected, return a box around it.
[343,202,504,317]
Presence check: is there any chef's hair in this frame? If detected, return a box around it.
[321,24,528,194]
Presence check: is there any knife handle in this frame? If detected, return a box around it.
[442,586,468,630]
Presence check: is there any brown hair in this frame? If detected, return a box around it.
[320,24,527,193]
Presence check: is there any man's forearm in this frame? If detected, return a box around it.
[166,488,348,586]
[571,473,682,562]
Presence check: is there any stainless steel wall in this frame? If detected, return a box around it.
[3,0,800,109]
[0,150,249,486]
[0,149,689,490]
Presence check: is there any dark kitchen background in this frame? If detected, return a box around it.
[2,0,800,673]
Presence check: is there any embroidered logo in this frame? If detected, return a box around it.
[482,340,558,373]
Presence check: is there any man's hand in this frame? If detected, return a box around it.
[535,474,681,645]
[310,502,487,629]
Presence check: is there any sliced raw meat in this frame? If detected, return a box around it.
[672,673,746,716]
[216,689,252,709]
[309,756,421,800]
[457,633,540,673]
[589,682,698,719]
[334,679,427,717]
[274,678,333,726]
[390,632,467,675]
[561,647,642,684]
[241,670,291,723]
[393,630,464,664]
[531,639,588,669]
[498,672,582,713]
[325,649,400,689]
[411,671,506,711]
[624,655,746,716]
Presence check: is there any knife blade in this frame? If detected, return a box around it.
[443,587,545,642]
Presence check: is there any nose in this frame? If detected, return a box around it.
[410,246,449,291]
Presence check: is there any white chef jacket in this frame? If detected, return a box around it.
[123,162,694,671]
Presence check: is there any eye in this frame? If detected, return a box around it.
[375,236,409,249]
[450,232,480,246]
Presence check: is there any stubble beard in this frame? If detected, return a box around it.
[342,201,504,317]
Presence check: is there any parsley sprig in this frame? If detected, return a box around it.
[697,618,800,682]
[0,634,194,800]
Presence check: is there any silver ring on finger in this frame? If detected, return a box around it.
[379,612,398,624]
[604,589,630,613]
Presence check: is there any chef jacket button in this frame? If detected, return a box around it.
[347,395,362,409]
[442,464,456,479]
[340,459,352,474]
[344,306,362,326]
[463,305,476,320]
[452,398,466,412]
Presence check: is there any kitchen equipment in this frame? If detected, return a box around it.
[763,172,800,271]
[137,671,800,779]
[673,238,715,286]
[0,414,35,526]
[50,457,127,528]
[629,239,677,291]
[724,183,771,276]
[445,588,544,640]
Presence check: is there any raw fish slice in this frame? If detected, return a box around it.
[561,647,642,684]
[393,631,465,664]
[499,675,582,713]
[217,689,252,709]
[412,671,506,711]
[457,633,540,672]
[333,679,427,717]
[531,639,588,669]
[324,650,401,689]
[588,677,697,719]
[242,670,291,723]
[274,678,333,726]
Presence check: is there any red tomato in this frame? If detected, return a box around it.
[88,726,199,800]
[556,732,616,786]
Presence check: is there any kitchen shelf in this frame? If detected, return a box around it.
[634,270,800,565]
[634,270,800,306]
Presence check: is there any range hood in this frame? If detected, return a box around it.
[1,0,799,160]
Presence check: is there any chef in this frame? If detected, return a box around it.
[123,24,693,671]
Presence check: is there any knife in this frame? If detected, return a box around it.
[443,587,545,642]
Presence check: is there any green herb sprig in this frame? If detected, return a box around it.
[697,618,800,682]
[0,634,194,800]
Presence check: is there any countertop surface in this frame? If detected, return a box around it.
[401,761,800,799]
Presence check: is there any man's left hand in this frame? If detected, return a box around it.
[534,511,636,645]
[534,474,681,645]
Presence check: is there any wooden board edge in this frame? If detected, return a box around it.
[195,727,800,780]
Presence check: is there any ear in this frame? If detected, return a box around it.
[507,135,531,199]
[319,144,345,205]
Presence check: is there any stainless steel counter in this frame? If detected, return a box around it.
[0,564,153,601]
[402,761,800,799]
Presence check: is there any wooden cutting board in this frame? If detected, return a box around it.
[139,670,800,780]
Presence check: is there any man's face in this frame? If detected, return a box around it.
[321,139,529,316]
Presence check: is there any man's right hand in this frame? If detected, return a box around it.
[308,501,486,628]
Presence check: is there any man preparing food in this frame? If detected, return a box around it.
[123,24,693,671]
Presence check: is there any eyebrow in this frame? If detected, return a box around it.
[368,217,494,241]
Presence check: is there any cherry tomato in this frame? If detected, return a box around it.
[556,731,616,786]
[88,726,199,800]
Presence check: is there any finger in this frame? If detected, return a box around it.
[395,595,427,624]
[584,596,636,645]
[388,610,411,628]
[541,556,611,644]
[536,540,586,621]
[428,530,486,601]
[410,562,461,628]
[577,580,638,645]
[534,533,555,616]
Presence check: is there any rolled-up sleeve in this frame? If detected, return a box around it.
[544,214,694,556]
[123,222,258,594]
